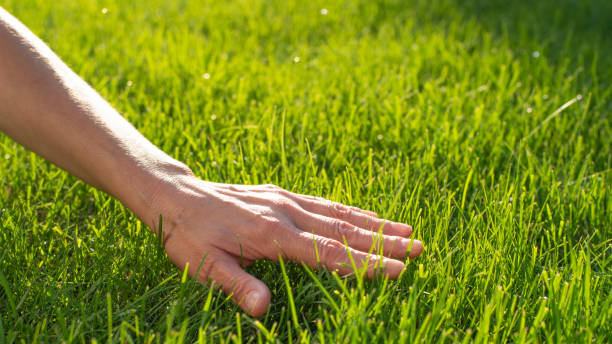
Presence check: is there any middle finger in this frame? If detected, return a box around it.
[288,206,423,259]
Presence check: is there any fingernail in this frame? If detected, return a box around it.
[245,290,261,312]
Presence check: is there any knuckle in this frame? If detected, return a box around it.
[330,202,352,220]
[253,216,292,256]
[196,256,217,282]
[249,211,284,237]
[329,219,351,240]
[263,183,282,191]
[307,194,326,201]
[272,187,291,196]
[278,189,295,199]
[261,216,283,231]
[227,184,241,192]
[271,196,298,212]
[318,237,345,263]
[228,275,252,296]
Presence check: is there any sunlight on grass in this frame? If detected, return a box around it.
[0,0,611,342]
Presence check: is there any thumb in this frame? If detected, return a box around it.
[210,254,271,317]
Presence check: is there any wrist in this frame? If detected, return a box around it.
[110,155,195,231]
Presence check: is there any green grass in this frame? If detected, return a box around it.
[1,0,611,342]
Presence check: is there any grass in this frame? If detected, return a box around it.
[0,0,611,342]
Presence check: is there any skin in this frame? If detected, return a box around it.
[0,7,424,317]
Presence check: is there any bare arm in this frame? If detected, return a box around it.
[0,7,188,221]
[0,7,423,317]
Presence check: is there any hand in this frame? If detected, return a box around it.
[150,175,424,317]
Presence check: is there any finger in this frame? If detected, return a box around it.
[274,229,405,278]
[289,208,423,259]
[220,184,379,217]
[207,254,271,317]
[289,196,412,237]
[290,194,379,218]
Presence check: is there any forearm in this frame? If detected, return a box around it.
[0,8,189,226]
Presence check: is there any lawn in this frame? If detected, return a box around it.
[0,0,611,342]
